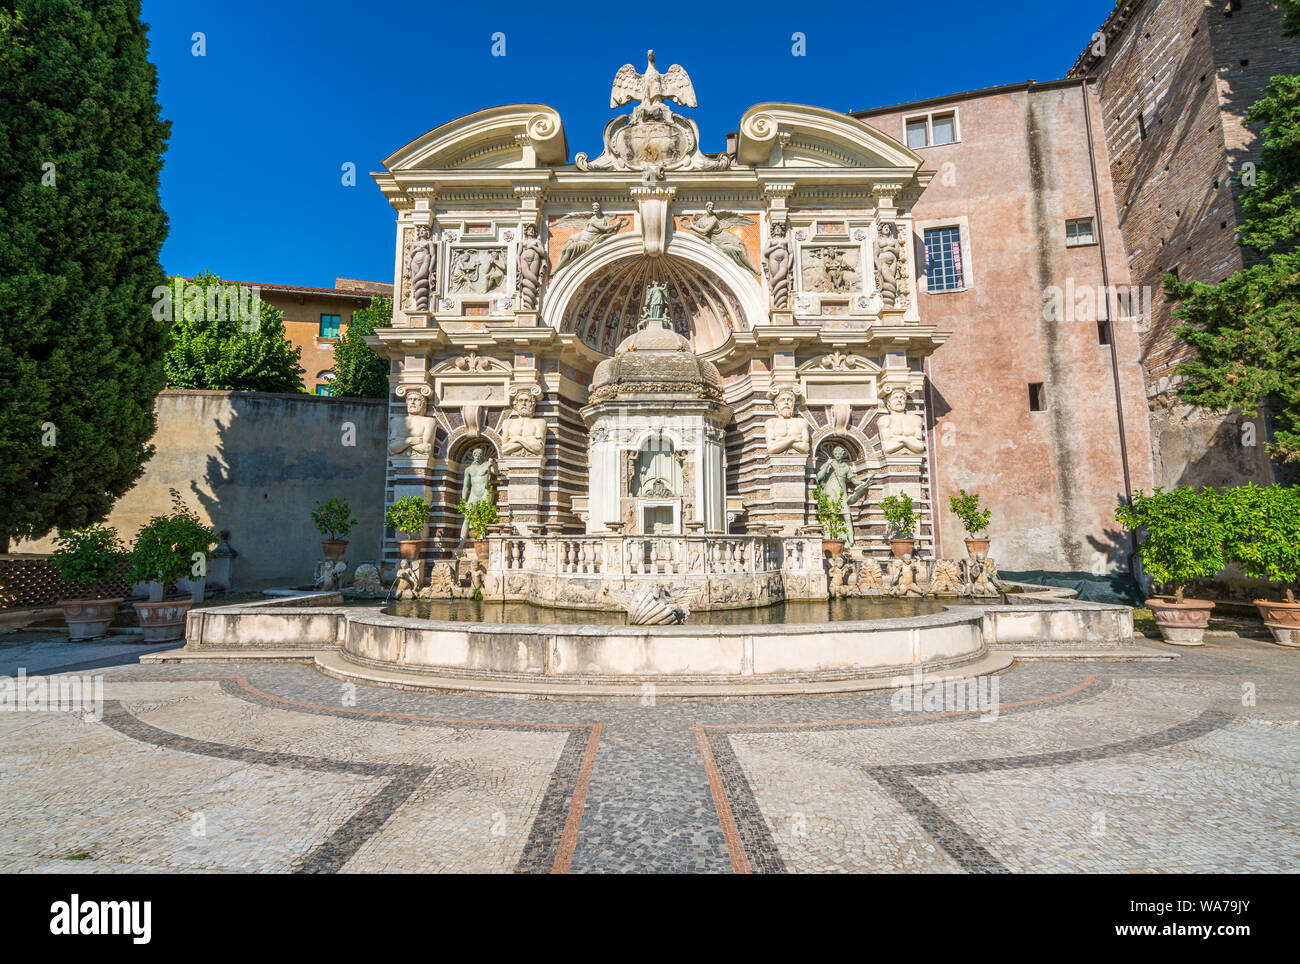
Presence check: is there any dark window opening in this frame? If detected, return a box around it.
[1029,383,1047,412]
[1098,321,1112,346]
[1138,113,1147,139]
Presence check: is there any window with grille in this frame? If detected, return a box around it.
[923,227,964,292]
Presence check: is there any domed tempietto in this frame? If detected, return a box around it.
[583,281,731,537]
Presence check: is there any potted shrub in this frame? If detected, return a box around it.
[128,490,218,642]
[456,492,501,562]
[1115,486,1226,646]
[1222,483,1300,647]
[949,489,992,558]
[311,497,357,561]
[880,492,918,559]
[386,496,432,560]
[48,525,128,640]
[812,484,848,557]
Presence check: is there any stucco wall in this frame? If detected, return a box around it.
[861,82,1156,573]
[22,390,387,588]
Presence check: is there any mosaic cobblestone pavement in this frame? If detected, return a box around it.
[1,630,1297,873]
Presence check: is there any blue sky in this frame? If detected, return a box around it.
[143,0,1119,287]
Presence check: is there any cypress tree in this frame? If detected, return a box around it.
[0,0,171,550]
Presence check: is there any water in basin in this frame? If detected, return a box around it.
[382,595,965,626]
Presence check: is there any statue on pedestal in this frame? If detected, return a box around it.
[878,388,926,456]
[815,445,876,548]
[456,447,497,549]
[388,391,436,458]
[764,386,810,456]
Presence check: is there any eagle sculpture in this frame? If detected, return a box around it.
[610,50,697,123]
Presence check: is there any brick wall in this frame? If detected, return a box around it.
[1069,0,1296,488]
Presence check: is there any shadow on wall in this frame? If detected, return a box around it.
[177,390,387,587]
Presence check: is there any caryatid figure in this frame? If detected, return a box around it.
[388,390,436,457]
[457,447,497,549]
[500,390,546,457]
[763,220,792,310]
[764,386,810,456]
[515,223,550,311]
[408,224,434,311]
[877,388,926,456]
[815,445,876,548]
[874,221,901,308]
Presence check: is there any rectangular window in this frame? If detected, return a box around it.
[930,112,956,145]
[904,111,958,148]
[315,385,334,397]
[1138,113,1147,139]
[906,118,928,150]
[319,313,341,338]
[1066,217,1096,247]
[1097,320,1112,345]
[1029,382,1046,412]
[923,227,964,292]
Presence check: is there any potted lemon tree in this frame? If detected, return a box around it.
[456,492,500,562]
[880,492,918,559]
[949,489,992,558]
[1116,486,1226,645]
[128,490,218,642]
[386,496,432,560]
[49,525,128,640]
[311,498,357,561]
[812,484,848,557]
[1222,483,1300,647]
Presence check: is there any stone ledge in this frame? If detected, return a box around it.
[311,649,1015,701]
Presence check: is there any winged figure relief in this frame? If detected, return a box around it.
[682,202,759,273]
[610,50,697,123]
[554,203,629,271]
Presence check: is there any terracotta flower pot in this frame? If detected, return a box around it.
[57,597,124,641]
[1254,598,1300,648]
[890,538,916,559]
[321,540,348,561]
[1146,596,1215,646]
[132,599,194,644]
[474,538,490,562]
[822,538,845,559]
[964,536,990,559]
[397,539,423,561]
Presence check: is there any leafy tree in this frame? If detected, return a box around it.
[1115,487,1228,604]
[163,271,305,392]
[1165,2,1300,464]
[1221,483,1300,603]
[333,296,391,398]
[0,0,172,551]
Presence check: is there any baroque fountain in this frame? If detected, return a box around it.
[162,53,1138,696]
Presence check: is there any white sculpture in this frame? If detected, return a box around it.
[500,391,547,457]
[610,49,697,123]
[351,563,383,596]
[389,390,437,458]
[313,559,348,591]
[555,204,628,271]
[878,388,926,456]
[515,223,549,310]
[394,559,422,599]
[626,584,690,625]
[764,386,810,456]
